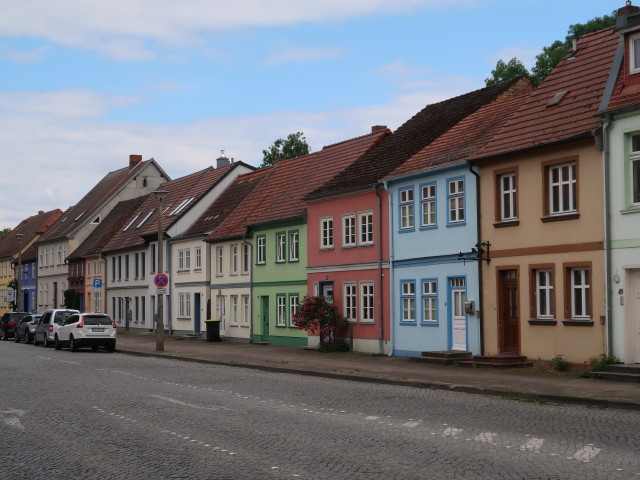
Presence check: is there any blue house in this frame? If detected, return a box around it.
[384,86,531,357]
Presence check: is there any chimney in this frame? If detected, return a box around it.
[39,210,44,215]
[129,154,142,170]
[371,125,387,133]
[216,149,230,168]
[618,1,640,16]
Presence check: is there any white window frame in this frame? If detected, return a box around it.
[360,281,374,323]
[178,292,191,318]
[256,236,266,265]
[400,188,414,230]
[288,231,299,262]
[535,269,554,319]
[230,295,239,325]
[320,217,334,250]
[289,294,299,327]
[358,211,374,246]
[241,295,250,326]
[422,280,437,323]
[630,32,640,74]
[630,133,640,205]
[401,281,416,322]
[548,162,576,215]
[216,246,224,276]
[342,214,356,247]
[570,267,590,319]
[230,244,239,275]
[448,178,465,224]
[276,233,286,263]
[195,246,202,269]
[421,184,436,227]
[242,243,251,274]
[499,172,517,221]
[343,282,357,322]
[277,295,286,327]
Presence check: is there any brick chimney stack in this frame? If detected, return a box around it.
[618,1,640,16]
[129,154,142,170]
[371,125,387,133]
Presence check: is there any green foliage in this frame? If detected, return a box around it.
[485,58,530,86]
[588,353,619,371]
[487,10,617,86]
[260,132,310,169]
[292,295,348,347]
[318,339,350,353]
[0,227,10,239]
[550,354,568,372]
[63,289,81,310]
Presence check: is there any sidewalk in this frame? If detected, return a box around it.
[115,332,640,410]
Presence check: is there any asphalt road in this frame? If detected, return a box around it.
[1,341,639,480]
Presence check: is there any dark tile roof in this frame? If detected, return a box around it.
[184,168,270,237]
[387,93,531,179]
[309,77,529,198]
[39,159,155,243]
[68,196,147,260]
[102,163,239,253]
[476,28,618,160]
[0,209,63,259]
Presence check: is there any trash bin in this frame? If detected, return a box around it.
[204,319,222,342]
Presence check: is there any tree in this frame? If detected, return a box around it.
[260,132,310,169]
[486,11,617,86]
[0,228,10,240]
[292,295,348,349]
[485,58,530,86]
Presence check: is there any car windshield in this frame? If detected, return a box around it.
[84,315,112,326]
[54,311,75,325]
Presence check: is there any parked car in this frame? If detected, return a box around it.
[0,312,29,340]
[34,309,80,348]
[14,314,41,343]
[55,313,116,352]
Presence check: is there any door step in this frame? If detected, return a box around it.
[458,354,532,369]
[408,351,473,365]
[586,364,640,383]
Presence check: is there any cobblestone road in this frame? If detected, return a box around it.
[1,342,639,479]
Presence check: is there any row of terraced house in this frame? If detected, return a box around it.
[1,5,640,366]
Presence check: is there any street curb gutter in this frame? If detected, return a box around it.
[117,349,640,412]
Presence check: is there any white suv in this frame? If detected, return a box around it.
[34,309,80,348]
[55,313,117,352]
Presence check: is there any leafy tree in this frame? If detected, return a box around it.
[485,58,530,86]
[260,132,310,169]
[292,295,348,348]
[486,11,617,86]
[0,228,10,240]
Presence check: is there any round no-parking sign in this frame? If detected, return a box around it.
[154,273,169,288]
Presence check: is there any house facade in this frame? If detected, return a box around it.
[471,27,619,365]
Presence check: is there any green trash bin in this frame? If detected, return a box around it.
[204,319,222,342]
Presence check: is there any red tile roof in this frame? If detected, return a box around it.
[102,163,239,253]
[68,196,147,260]
[0,209,63,259]
[309,77,528,198]
[388,93,531,179]
[475,28,618,160]
[185,168,270,238]
[39,159,159,243]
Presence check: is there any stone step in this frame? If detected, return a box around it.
[457,360,533,369]
[420,350,473,359]
[598,364,640,375]
[586,371,640,383]
[472,354,529,364]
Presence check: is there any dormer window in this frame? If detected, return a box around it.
[630,33,640,74]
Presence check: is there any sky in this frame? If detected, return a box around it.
[0,0,625,229]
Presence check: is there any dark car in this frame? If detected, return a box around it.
[14,314,41,343]
[0,312,29,340]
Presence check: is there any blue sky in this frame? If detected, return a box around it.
[0,0,624,229]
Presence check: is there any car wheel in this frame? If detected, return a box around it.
[1,330,7,341]
[33,334,40,346]
[106,342,116,353]
[69,336,78,352]
[54,335,61,350]
[43,335,49,348]
[14,332,20,343]
[26,332,32,344]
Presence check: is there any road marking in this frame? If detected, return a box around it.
[403,421,420,428]
[520,437,544,452]
[475,432,497,443]
[443,427,462,437]
[0,408,26,431]
[151,394,227,411]
[365,416,380,420]
[573,446,601,462]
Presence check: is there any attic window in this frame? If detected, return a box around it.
[123,214,141,231]
[137,209,155,228]
[74,211,86,221]
[170,196,195,216]
[630,33,640,74]
[547,91,568,107]
[91,215,101,224]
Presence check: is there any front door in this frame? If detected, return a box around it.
[451,278,467,351]
[261,296,269,341]
[498,269,519,353]
[194,293,201,334]
[633,270,640,363]
[320,281,334,303]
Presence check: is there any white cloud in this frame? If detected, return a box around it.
[0,0,468,59]
[263,45,344,65]
[0,44,49,62]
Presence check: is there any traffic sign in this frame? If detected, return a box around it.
[154,273,169,288]
[156,288,167,295]
[93,279,103,289]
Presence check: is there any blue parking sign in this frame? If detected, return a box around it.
[93,279,103,289]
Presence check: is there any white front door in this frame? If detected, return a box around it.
[633,270,640,364]
[451,278,466,351]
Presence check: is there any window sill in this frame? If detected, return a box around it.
[446,222,466,228]
[541,213,580,223]
[319,247,334,251]
[399,321,417,325]
[493,219,520,228]
[359,321,375,325]
[528,318,557,325]
[420,321,439,327]
[562,319,594,326]
[621,206,640,215]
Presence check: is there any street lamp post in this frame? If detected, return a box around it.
[153,190,168,352]
[14,233,24,312]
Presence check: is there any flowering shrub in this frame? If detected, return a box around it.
[292,295,348,345]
